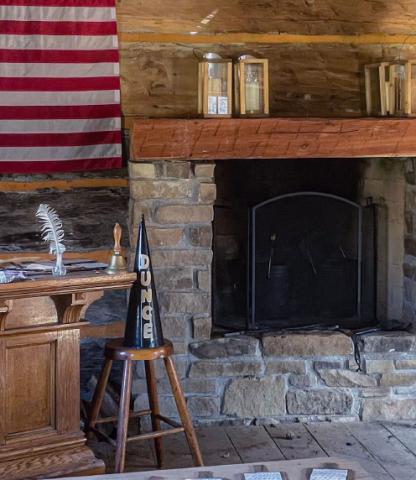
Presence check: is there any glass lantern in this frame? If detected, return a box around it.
[235,55,269,117]
[198,53,232,118]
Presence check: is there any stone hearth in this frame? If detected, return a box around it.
[128,118,416,423]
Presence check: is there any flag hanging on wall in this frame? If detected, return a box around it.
[0,0,122,173]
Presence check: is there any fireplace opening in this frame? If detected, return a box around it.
[213,159,387,334]
[249,192,376,330]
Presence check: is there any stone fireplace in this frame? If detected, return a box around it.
[128,118,416,423]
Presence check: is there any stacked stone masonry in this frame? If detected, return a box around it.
[128,158,416,424]
[129,160,216,355]
[131,331,416,423]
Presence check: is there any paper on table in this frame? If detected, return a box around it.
[310,469,348,480]
[244,472,283,480]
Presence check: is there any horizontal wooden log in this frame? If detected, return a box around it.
[116,0,416,36]
[130,117,416,160]
[119,33,416,45]
[0,178,128,192]
[119,43,416,119]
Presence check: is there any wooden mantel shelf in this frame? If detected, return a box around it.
[130,117,416,161]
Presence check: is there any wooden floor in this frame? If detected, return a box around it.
[88,422,416,479]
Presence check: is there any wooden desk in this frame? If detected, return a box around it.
[0,271,136,480]
[58,457,373,480]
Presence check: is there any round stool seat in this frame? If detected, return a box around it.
[104,338,173,361]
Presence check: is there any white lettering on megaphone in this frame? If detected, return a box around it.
[139,254,150,269]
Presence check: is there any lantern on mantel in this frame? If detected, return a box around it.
[198,53,232,118]
[235,55,269,117]
[364,60,416,116]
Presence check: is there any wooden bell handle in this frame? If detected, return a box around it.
[113,223,122,254]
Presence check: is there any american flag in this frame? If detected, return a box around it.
[0,0,122,173]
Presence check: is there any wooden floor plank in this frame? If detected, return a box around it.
[383,422,416,457]
[347,423,416,479]
[225,425,285,463]
[88,437,157,473]
[162,432,194,469]
[305,422,392,480]
[266,424,327,460]
[196,426,242,466]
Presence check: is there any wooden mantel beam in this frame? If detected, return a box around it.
[130,117,416,161]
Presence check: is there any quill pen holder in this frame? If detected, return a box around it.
[53,251,66,276]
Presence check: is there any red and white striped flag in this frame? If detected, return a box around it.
[0,0,122,173]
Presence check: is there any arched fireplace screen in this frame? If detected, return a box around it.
[249,192,375,330]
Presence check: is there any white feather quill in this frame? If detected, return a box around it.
[36,204,66,255]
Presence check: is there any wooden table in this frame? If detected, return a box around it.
[57,457,373,480]
[0,270,135,480]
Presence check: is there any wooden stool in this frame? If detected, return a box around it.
[87,339,203,473]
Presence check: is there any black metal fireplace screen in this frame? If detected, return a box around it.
[248,192,377,331]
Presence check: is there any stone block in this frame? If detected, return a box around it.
[129,162,156,179]
[194,163,215,178]
[263,332,353,357]
[159,292,210,315]
[265,360,306,375]
[152,249,213,268]
[188,396,221,417]
[380,372,416,386]
[223,377,286,417]
[133,393,149,411]
[361,332,416,353]
[155,205,213,224]
[187,225,212,247]
[132,379,148,396]
[362,398,416,421]
[158,395,180,418]
[197,270,211,291]
[396,359,416,369]
[189,336,260,359]
[130,180,192,200]
[157,378,217,395]
[154,267,194,291]
[318,369,377,387]
[289,374,316,387]
[135,356,189,380]
[160,316,190,339]
[192,315,211,340]
[190,359,263,378]
[359,387,391,398]
[286,389,353,415]
[313,360,345,370]
[365,359,395,373]
[171,339,189,354]
[165,162,191,179]
[198,183,217,203]
[147,227,183,247]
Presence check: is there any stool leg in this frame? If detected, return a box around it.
[164,357,204,467]
[145,360,164,468]
[115,359,133,473]
[87,357,113,434]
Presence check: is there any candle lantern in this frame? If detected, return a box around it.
[198,53,232,118]
[235,55,269,117]
[364,60,415,116]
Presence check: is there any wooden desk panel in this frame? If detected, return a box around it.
[0,271,135,480]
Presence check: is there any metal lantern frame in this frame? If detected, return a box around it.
[198,57,233,118]
[235,57,269,117]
